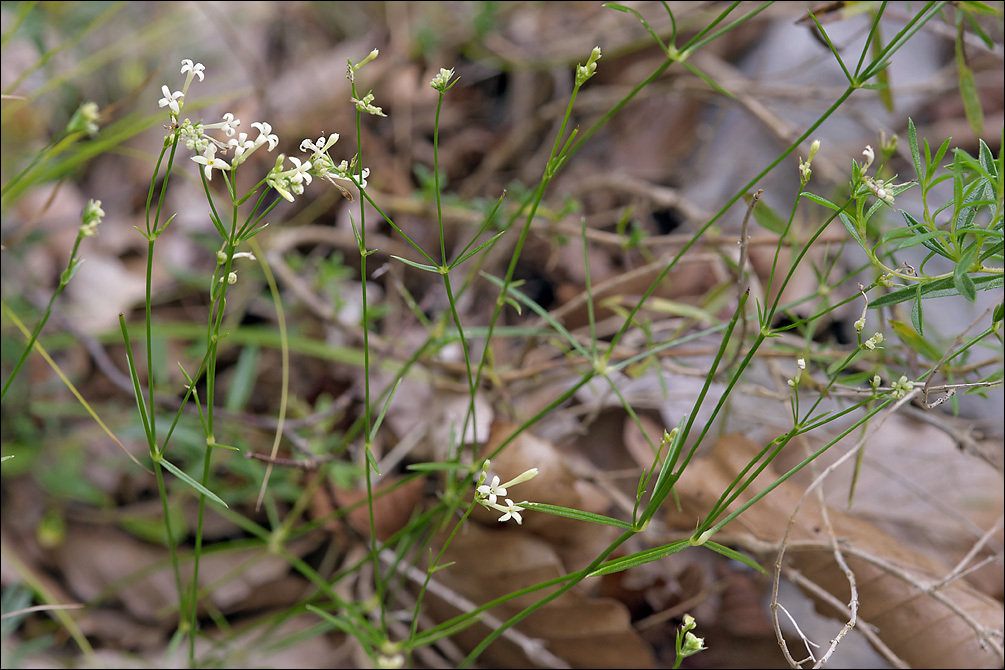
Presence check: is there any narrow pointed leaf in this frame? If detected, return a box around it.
[159,458,229,507]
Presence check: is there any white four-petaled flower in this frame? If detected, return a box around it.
[228,132,255,160]
[192,146,231,181]
[288,156,313,185]
[474,463,538,525]
[220,112,240,137]
[476,475,507,504]
[252,122,279,151]
[862,145,875,170]
[180,59,205,82]
[494,499,525,525]
[301,133,339,157]
[158,85,183,115]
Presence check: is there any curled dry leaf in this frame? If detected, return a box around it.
[666,433,1004,669]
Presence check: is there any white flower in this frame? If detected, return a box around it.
[288,156,313,185]
[891,375,914,398]
[220,112,240,137]
[863,175,897,205]
[83,199,104,225]
[192,146,231,181]
[476,467,537,505]
[430,67,455,91]
[681,631,706,656]
[252,121,279,151]
[228,132,255,160]
[175,119,205,152]
[500,468,539,489]
[158,85,183,115]
[216,250,256,264]
[576,46,602,86]
[789,356,806,388]
[494,499,525,525]
[266,155,314,201]
[67,101,100,135]
[180,59,205,82]
[862,145,875,170]
[79,199,104,237]
[476,475,506,504]
[352,92,386,117]
[301,133,339,156]
[272,181,295,202]
[349,49,380,79]
[864,332,884,350]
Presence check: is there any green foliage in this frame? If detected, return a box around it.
[823,117,1003,338]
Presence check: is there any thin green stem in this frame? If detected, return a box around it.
[1,232,84,400]
[347,65,387,639]
[700,397,894,538]
[144,237,157,453]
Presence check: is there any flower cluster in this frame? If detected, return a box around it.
[159,59,371,203]
[787,355,807,388]
[858,144,910,206]
[576,46,602,86]
[891,375,915,399]
[79,199,104,238]
[799,139,820,186]
[676,614,707,661]
[67,101,100,136]
[158,58,204,118]
[351,91,386,117]
[474,460,538,525]
[863,331,884,350]
[430,67,456,93]
[347,48,380,84]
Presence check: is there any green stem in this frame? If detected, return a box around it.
[1,232,84,400]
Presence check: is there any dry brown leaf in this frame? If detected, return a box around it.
[332,474,427,541]
[666,433,1005,669]
[623,413,667,471]
[53,524,323,624]
[426,521,654,669]
[804,413,1003,601]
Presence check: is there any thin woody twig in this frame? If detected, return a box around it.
[715,188,760,379]
[243,451,335,469]
[810,484,858,670]
[737,189,761,294]
[1,603,85,619]
[782,568,909,669]
[930,515,1005,592]
[836,543,1005,661]
[379,549,571,669]
[771,388,922,667]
